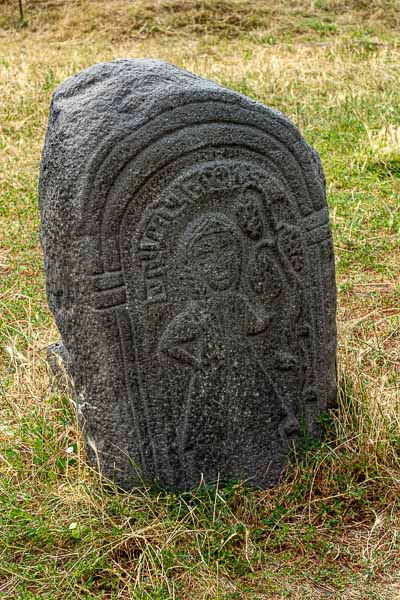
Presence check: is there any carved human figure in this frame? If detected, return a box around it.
[159,212,294,483]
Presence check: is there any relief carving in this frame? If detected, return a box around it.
[158,212,297,476]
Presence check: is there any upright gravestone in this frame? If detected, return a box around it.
[40,59,336,490]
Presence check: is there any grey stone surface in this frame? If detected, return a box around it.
[39,59,337,491]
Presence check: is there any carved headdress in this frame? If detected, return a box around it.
[180,212,240,257]
[178,212,242,298]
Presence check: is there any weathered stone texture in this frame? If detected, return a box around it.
[39,59,337,490]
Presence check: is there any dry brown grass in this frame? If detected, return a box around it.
[1,0,400,43]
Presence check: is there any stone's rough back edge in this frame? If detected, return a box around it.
[46,341,73,393]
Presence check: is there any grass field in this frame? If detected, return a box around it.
[1,1,400,598]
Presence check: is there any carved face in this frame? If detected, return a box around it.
[191,231,241,292]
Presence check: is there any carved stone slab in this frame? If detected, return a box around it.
[39,59,337,490]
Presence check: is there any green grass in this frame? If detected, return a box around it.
[1,0,400,597]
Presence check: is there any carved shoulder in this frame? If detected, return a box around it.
[236,294,272,335]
